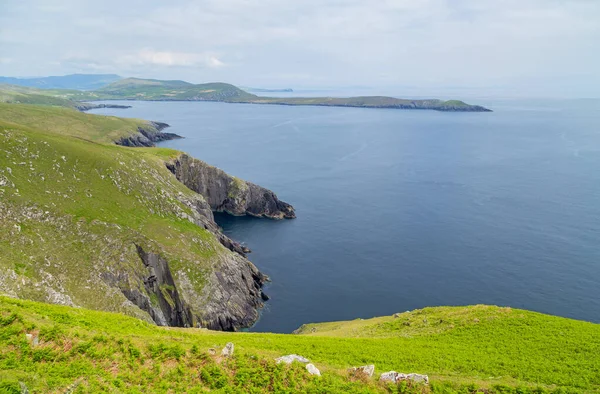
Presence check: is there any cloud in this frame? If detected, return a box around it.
[1,0,599,96]
[117,49,226,68]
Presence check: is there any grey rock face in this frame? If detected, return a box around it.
[349,365,375,377]
[197,253,267,330]
[306,363,321,376]
[102,243,267,331]
[276,354,310,364]
[221,342,234,357]
[112,245,193,327]
[166,154,295,219]
[177,192,250,257]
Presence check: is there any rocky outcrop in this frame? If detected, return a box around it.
[116,121,183,147]
[221,342,234,357]
[349,365,375,377]
[379,372,429,384]
[194,252,268,330]
[76,103,132,111]
[175,192,250,256]
[166,154,295,219]
[101,242,267,331]
[306,364,321,376]
[102,245,193,327]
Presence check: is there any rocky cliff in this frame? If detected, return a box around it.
[0,124,283,332]
[167,154,296,219]
[115,121,183,147]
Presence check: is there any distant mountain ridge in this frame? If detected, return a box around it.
[0,73,122,90]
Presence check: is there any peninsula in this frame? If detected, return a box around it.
[2,76,492,112]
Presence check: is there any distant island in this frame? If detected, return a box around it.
[1,75,492,112]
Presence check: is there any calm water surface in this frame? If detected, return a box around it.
[91,98,600,332]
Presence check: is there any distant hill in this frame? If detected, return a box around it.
[0,84,130,111]
[75,77,257,101]
[0,73,122,90]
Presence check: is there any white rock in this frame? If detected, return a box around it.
[349,364,375,377]
[275,354,310,364]
[221,342,234,357]
[380,371,398,382]
[399,373,429,384]
[379,371,429,384]
[306,363,321,376]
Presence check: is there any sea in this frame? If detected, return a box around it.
[90,95,600,333]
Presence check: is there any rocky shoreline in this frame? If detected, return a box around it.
[76,103,132,111]
[115,121,183,147]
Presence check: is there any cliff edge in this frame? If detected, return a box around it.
[167,153,296,219]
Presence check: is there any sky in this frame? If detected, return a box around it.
[1,0,599,98]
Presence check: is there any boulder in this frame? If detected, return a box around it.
[306,363,321,376]
[379,371,429,384]
[275,354,310,364]
[221,342,234,357]
[349,364,375,377]
[379,371,398,382]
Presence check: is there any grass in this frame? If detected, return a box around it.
[0,102,157,143]
[0,298,598,393]
[0,85,83,109]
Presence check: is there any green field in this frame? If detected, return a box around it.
[0,102,157,143]
[1,298,598,393]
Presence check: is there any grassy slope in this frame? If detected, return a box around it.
[1,298,598,393]
[0,106,236,323]
[61,78,257,102]
[0,103,154,143]
[0,85,83,109]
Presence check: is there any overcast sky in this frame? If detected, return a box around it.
[1,0,599,97]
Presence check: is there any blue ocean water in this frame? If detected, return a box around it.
[91,98,600,333]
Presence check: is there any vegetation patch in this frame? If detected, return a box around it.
[0,298,598,393]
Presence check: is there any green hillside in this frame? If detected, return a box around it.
[0,85,84,109]
[0,102,275,334]
[66,78,257,102]
[0,102,157,143]
[1,298,598,393]
[0,74,122,90]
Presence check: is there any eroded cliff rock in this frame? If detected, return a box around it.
[166,154,295,219]
[116,121,183,147]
